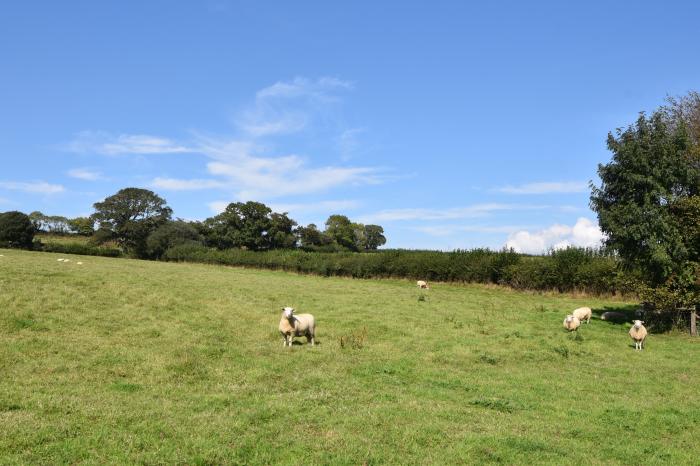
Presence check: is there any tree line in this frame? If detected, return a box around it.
[1,190,386,258]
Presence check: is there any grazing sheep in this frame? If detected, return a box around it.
[629,320,647,350]
[573,306,592,324]
[563,315,581,331]
[417,280,430,289]
[279,307,316,347]
[77,262,83,265]
[57,258,65,262]
[600,311,627,323]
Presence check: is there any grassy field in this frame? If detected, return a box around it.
[1,249,699,464]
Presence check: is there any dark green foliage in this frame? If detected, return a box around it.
[202,201,296,251]
[363,224,386,250]
[0,211,35,248]
[145,221,203,259]
[296,223,334,250]
[162,244,623,293]
[39,241,122,257]
[591,101,700,321]
[324,215,357,251]
[92,188,172,257]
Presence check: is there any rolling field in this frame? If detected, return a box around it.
[1,249,699,464]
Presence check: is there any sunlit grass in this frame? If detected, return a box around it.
[1,248,699,464]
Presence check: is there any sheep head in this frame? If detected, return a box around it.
[632,320,644,329]
[283,307,295,319]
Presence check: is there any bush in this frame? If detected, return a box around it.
[161,244,623,294]
[0,211,35,249]
[39,241,122,257]
[146,221,203,259]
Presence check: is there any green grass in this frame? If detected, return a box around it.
[1,248,699,464]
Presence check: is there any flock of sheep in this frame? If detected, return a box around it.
[563,306,648,350]
[279,279,649,351]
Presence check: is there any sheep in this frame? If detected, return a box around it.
[563,314,581,331]
[416,280,430,289]
[279,307,316,347]
[629,320,647,350]
[600,311,627,323]
[57,258,65,262]
[77,261,83,265]
[572,306,592,324]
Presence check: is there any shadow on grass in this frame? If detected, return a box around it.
[290,339,320,346]
[592,304,639,325]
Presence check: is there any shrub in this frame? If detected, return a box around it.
[0,211,35,249]
[146,221,203,259]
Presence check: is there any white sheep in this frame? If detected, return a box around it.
[416,280,430,289]
[279,307,316,347]
[629,320,647,350]
[572,306,592,324]
[57,258,65,262]
[563,314,581,331]
[77,262,83,265]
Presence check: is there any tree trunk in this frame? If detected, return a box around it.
[692,306,698,337]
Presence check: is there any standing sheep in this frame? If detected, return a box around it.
[278,307,316,347]
[629,320,647,350]
[416,280,429,289]
[573,306,592,324]
[563,315,581,331]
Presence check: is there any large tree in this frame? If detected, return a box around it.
[591,105,700,332]
[363,224,387,250]
[0,211,35,248]
[92,188,172,256]
[203,201,296,251]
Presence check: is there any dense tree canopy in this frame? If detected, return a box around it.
[92,188,172,256]
[591,101,700,317]
[0,211,35,248]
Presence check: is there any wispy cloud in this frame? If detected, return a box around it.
[208,199,360,215]
[505,217,604,254]
[67,168,104,181]
[238,77,353,138]
[0,181,65,194]
[360,203,547,223]
[65,131,192,155]
[497,181,588,194]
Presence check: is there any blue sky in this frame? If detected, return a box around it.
[1,1,698,251]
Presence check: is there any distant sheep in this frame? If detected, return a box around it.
[573,306,592,324]
[629,320,647,350]
[563,315,581,331]
[600,311,627,323]
[279,307,316,347]
[416,280,429,289]
[77,262,83,265]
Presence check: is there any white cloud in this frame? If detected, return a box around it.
[361,203,547,223]
[0,181,65,194]
[67,168,104,181]
[505,217,604,254]
[65,131,191,155]
[497,181,588,194]
[256,76,353,100]
[153,136,381,200]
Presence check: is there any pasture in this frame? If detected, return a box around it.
[1,249,699,464]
